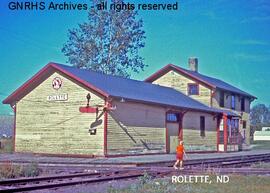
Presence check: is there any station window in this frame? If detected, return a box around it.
[200,116,205,137]
[231,95,235,110]
[166,113,179,122]
[188,83,199,95]
[219,131,224,144]
[229,119,239,144]
[219,91,225,107]
[242,120,246,129]
[241,97,245,112]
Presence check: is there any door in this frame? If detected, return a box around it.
[167,123,179,153]
[166,112,182,153]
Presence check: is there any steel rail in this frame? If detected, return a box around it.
[0,153,269,192]
[0,171,105,185]
[0,171,143,193]
[140,153,270,167]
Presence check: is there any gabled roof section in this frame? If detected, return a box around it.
[145,64,256,99]
[2,63,109,105]
[3,62,221,114]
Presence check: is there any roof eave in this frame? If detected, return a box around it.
[144,64,173,82]
[50,63,109,98]
[110,95,220,115]
[2,62,109,105]
[145,64,256,100]
[215,87,257,100]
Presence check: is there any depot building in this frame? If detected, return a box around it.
[3,62,243,157]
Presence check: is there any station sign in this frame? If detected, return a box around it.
[47,93,68,101]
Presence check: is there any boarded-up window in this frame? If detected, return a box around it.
[200,116,205,137]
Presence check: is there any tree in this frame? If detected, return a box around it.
[62,0,146,78]
[250,104,270,135]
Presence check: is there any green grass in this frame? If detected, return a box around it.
[250,140,270,150]
[107,175,270,193]
[0,138,14,153]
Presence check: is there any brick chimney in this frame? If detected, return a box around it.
[188,57,198,72]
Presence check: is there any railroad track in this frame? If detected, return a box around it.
[194,167,270,175]
[0,153,269,192]
[137,153,270,167]
[1,153,270,168]
[0,166,269,192]
[0,170,143,192]
[197,153,270,168]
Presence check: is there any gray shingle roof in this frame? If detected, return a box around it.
[171,64,256,98]
[55,63,221,113]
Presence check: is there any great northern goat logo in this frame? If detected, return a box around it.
[52,77,62,90]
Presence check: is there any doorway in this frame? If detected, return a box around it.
[166,112,182,153]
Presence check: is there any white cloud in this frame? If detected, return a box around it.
[233,53,270,62]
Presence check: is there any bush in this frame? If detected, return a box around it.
[0,161,23,179]
[0,138,14,153]
[138,172,152,185]
[22,162,41,177]
[0,161,41,179]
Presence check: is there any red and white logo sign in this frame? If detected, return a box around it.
[52,77,62,90]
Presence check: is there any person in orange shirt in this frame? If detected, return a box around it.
[173,140,187,170]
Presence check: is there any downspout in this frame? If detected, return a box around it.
[10,103,16,152]
[223,113,228,152]
[165,112,169,153]
[216,114,221,152]
[103,99,110,157]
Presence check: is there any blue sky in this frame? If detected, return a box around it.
[0,0,270,114]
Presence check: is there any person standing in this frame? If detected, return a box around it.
[173,140,187,170]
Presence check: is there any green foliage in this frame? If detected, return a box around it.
[251,140,270,150]
[22,162,41,177]
[107,185,119,193]
[138,172,152,185]
[250,104,270,135]
[0,138,14,153]
[107,175,270,193]
[62,0,146,78]
[0,161,23,179]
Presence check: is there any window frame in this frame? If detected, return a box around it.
[166,113,180,123]
[228,119,239,144]
[231,94,236,110]
[219,91,225,107]
[241,97,245,112]
[242,120,247,129]
[188,83,199,96]
[200,116,205,137]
